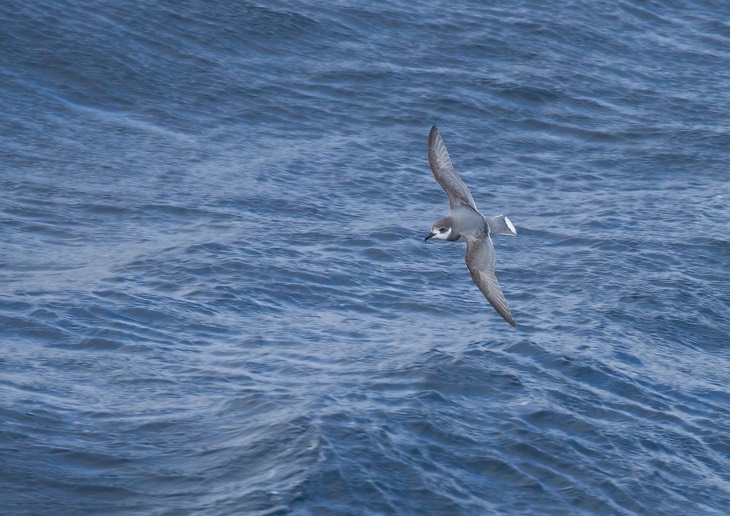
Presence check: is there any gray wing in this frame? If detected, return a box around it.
[464,234,516,326]
[428,125,477,210]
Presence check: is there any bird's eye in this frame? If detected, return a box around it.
[439,227,448,233]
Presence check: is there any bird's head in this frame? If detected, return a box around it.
[425,217,454,241]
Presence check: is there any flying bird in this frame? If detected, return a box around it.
[424,125,517,326]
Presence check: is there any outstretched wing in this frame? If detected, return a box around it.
[463,234,516,326]
[428,125,477,210]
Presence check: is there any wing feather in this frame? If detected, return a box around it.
[428,126,477,210]
[464,234,516,326]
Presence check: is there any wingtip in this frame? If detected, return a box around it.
[429,125,439,143]
[499,309,517,327]
[428,125,442,154]
[489,297,517,327]
[491,305,516,327]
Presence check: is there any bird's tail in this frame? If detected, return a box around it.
[487,214,517,236]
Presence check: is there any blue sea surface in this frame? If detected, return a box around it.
[1,1,729,514]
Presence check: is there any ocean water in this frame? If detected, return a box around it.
[1,0,729,514]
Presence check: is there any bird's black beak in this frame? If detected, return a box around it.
[424,232,435,241]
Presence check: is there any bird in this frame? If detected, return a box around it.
[424,125,517,326]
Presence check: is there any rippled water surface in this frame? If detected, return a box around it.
[2,1,729,514]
